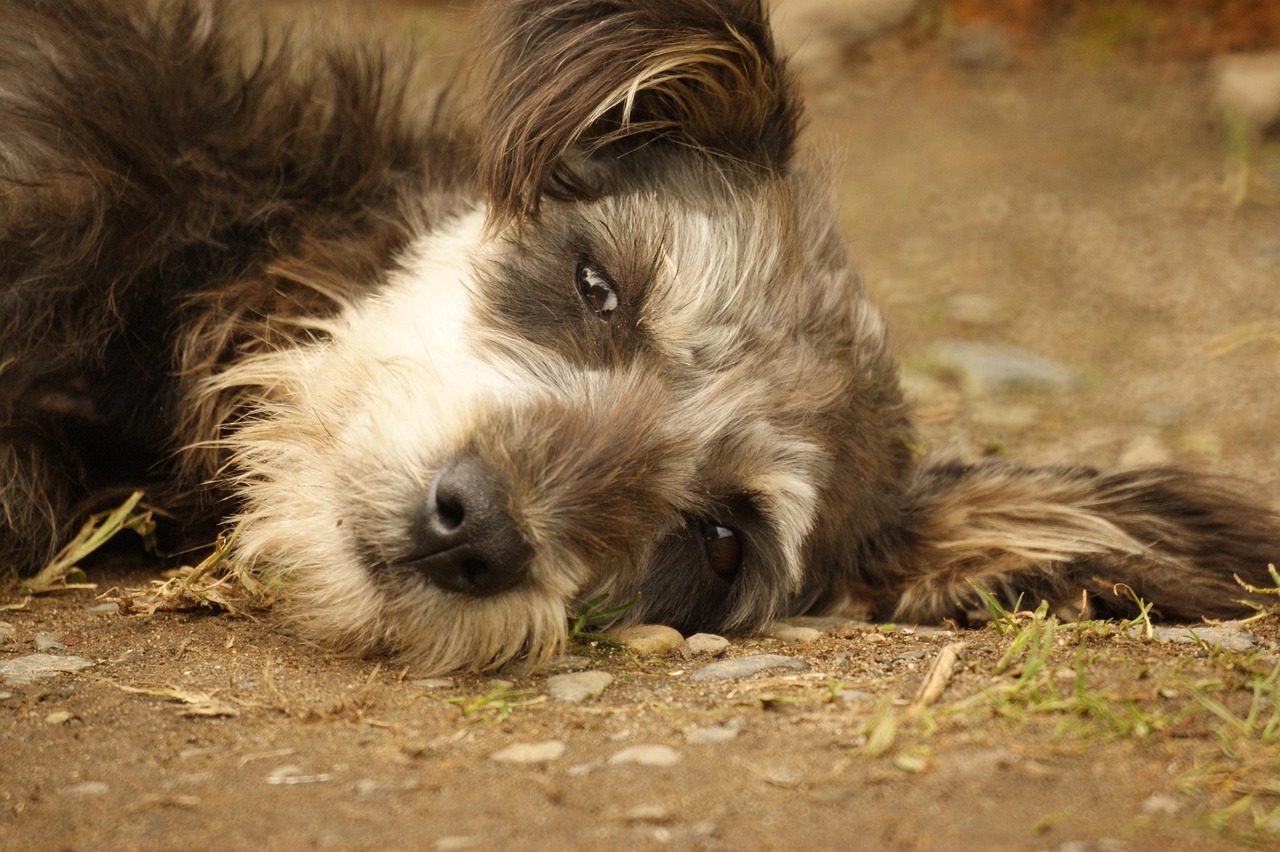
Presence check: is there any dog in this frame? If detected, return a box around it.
[2,0,1276,674]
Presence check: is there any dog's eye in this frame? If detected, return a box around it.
[575,260,618,318]
[702,523,741,580]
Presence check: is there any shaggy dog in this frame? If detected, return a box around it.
[1,0,1276,673]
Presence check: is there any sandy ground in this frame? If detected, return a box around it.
[3,5,1280,850]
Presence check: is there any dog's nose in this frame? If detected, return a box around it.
[406,457,532,596]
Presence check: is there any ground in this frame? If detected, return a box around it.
[3,3,1280,850]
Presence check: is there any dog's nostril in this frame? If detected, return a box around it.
[403,457,533,596]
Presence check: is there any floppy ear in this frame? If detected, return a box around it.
[868,460,1279,623]
[477,0,800,220]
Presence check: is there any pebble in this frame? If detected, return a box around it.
[62,782,109,797]
[45,710,76,725]
[534,655,592,674]
[489,741,566,764]
[928,340,1081,396]
[608,624,684,655]
[688,654,811,682]
[1141,794,1182,817]
[546,671,613,703]
[609,745,682,767]
[0,653,95,686]
[764,624,822,643]
[1214,51,1280,135]
[411,678,456,690]
[265,765,334,785]
[686,719,743,745]
[34,632,68,652]
[1145,623,1256,653]
[681,633,730,658]
[435,837,483,851]
[85,602,120,614]
[838,689,874,703]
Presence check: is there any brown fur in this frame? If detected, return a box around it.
[1,0,1276,672]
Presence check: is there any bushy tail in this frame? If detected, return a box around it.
[872,460,1278,623]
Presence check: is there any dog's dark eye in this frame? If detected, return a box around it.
[575,260,618,318]
[702,523,741,580]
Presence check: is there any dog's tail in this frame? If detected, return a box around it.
[862,459,1278,623]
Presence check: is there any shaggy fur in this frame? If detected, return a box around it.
[1,0,1276,673]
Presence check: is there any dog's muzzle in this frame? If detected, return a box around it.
[392,457,533,596]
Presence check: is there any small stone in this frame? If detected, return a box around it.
[892,650,926,662]
[928,340,1081,396]
[608,624,684,655]
[490,741,566,764]
[435,838,483,851]
[547,671,613,703]
[681,633,731,658]
[1145,622,1256,653]
[62,782,109,796]
[764,623,822,643]
[265,765,334,785]
[626,804,672,823]
[686,719,743,745]
[689,654,811,682]
[1141,794,1182,817]
[534,655,592,674]
[85,602,120,615]
[354,779,385,796]
[45,710,76,725]
[0,622,14,644]
[411,677,456,690]
[609,745,682,767]
[0,653,94,686]
[1214,51,1280,135]
[838,689,874,703]
[34,632,67,652]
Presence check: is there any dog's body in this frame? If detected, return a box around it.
[1,0,1276,673]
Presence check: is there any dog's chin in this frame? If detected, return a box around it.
[273,555,574,674]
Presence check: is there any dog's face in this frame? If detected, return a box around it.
[223,0,913,672]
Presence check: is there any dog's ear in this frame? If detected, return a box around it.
[865,460,1279,624]
[477,0,799,221]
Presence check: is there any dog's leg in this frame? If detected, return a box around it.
[0,426,77,575]
[865,459,1278,623]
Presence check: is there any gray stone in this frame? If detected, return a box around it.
[85,602,120,614]
[535,654,592,674]
[928,340,1081,396]
[0,653,94,686]
[547,670,613,703]
[686,718,743,745]
[838,689,874,703]
[1146,623,1256,653]
[681,633,730,658]
[689,654,811,682]
[609,744,682,767]
[411,677,456,690]
[608,624,684,655]
[490,741,566,764]
[34,632,67,651]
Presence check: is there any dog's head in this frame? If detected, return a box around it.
[226,0,913,673]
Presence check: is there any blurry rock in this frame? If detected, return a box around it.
[609,744,682,767]
[1215,51,1280,137]
[950,24,1014,71]
[689,654,811,682]
[764,623,822,643]
[928,340,1081,396]
[547,671,613,703]
[681,633,730,658]
[770,0,921,84]
[490,741,566,764]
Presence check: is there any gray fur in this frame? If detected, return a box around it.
[1,0,1275,673]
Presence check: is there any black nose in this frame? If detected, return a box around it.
[400,457,533,596]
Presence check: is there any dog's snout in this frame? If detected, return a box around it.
[405,457,532,596]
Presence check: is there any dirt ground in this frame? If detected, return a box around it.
[4,3,1280,850]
